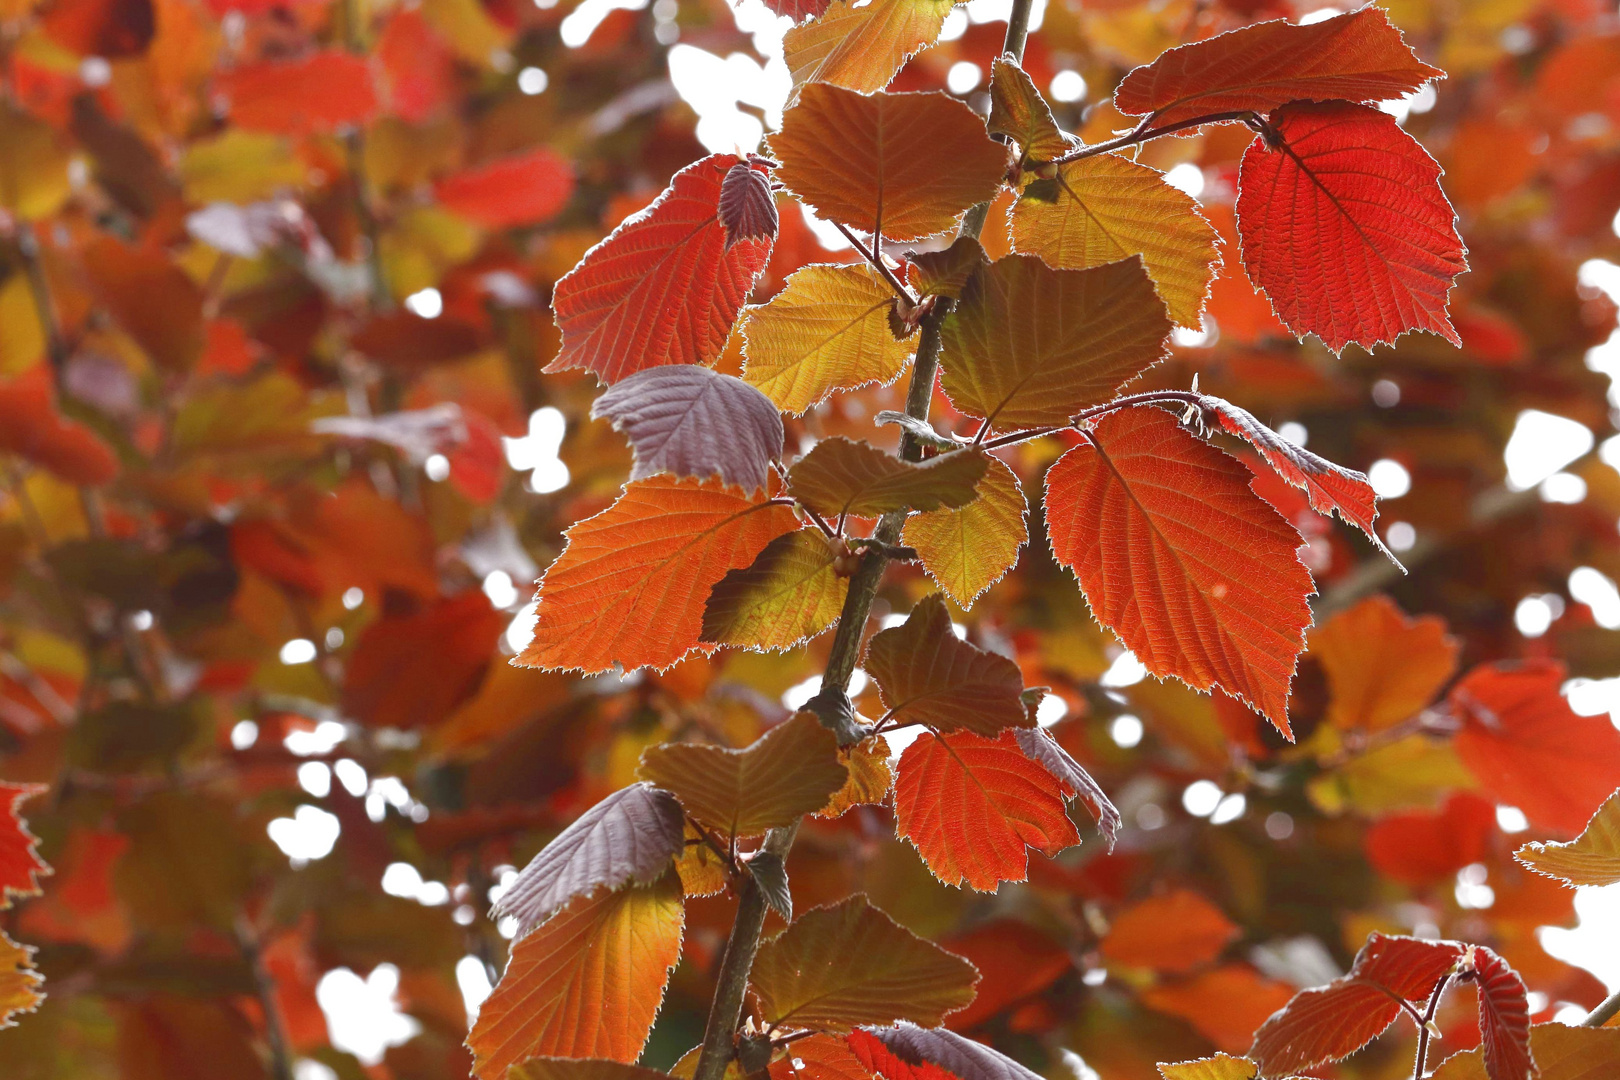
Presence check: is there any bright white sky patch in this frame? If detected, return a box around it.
[1504,410,1593,490]
[316,965,421,1065]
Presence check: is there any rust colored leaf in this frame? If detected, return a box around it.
[467,875,684,1079]
[702,529,849,651]
[940,255,1170,429]
[988,55,1071,163]
[903,456,1027,610]
[435,148,575,228]
[906,237,989,301]
[771,86,1009,243]
[1236,101,1466,354]
[1101,889,1239,973]
[492,783,685,938]
[83,235,205,371]
[0,930,42,1030]
[817,735,894,819]
[516,476,799,674]
[849,1023,1045,1080]
[893,729,1080,892]
[512,1061,676,1080]
[750,895,979,1030]
[1469,947,1535,1080]
[788,438,987,519]
[1449,660,1620,834]
[784,0,955,97]
[547,154,775,384]
[943,920,1073,1030]
[343,591,505,729]
[1363,792,1497,887]
[1311,595,1458,732]
[216,51,379,135]
[1012,727,1122,846]
[0,367,119,486]
[1516,789,1620,888]
[1044,407,1313,734]
[0,783,47,909]
[771,1034,871,1080]
[1146,966,1298,1055]
[638,711,848,838]
[1114,8,1441,127]
[864,593,1028,735]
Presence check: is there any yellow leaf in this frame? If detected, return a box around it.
[1156,1053,1258,1080]
[181,131,306,204]
[818,735,893,818]
[784,0,955,97]
[0,932,44,1031]
[903,456,1027,609]
[1307,731,1476,816]
[422,0,511,67]
[0,104,72,221]
[1516,789,1620,888]
[701,530,849,651]
[988,55,1072,164]
[0,274,46,377]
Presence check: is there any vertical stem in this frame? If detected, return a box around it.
[237,917,296,1080]
[1412,973,1453,1080]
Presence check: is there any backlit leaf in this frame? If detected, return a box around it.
[1102,889,1238,973]
[638,711,848,837]
[491,783,686,938]
[1364,792,1496,887]
[1236,101,1466,353]
[940,255,1170,429]
[1113,8,1442,127]
[216,51,380,135]
[511,1060,675,1080]
[0,104,72,220]
[1449,660,1620,834]
[1516,789,1620,888]
[906,237,988,300]
[784,0,955,96]
[0,368,119,487]
[1157,1055,1257,1080]
[1311,595,1457,733]
[903,456,1027,609]
[548,154,776,383]
[1433,1023,1620,1080]
[741,263,915,415]
[772,86,1009,242]
[893,729,1079,891]
[1044,407,1313,733]
[848,1023,1045,1080]
[435,148,575,228]
[1011,154,1219,328]
[0,931,42,1030]
[988,56,1071,164]
[1470,946,1535,1080]
[817,736,893,818]
[771,1033,871,1080]
[592,365,785,494]
[467,876,684,1079]
[516,476,799,674]
[0,783,47,908]
[1012,727,1122,846]
[750,895,979,1030]
[788,438,987,519]
[1146,966,1298,1055]
[864,593,1027,735]
[702,530,848,650]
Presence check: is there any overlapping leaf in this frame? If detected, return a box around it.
[702,530,849,650]
[592,365,785,493]
[1012,727,1122,845]
[741,264,915,414]
[467,875,685,1079]
[818,736,894,818]
[1102,890,1238,973]
[906,237,988,300]
[548,155,776,383]
[1433,1023,1620,1080]
[1516,789,1620,887]
[771,1033,872,1080]
[848,1023,1046,1080]
[988,56,1071,164]
[750,895,979,1030]
[1236,101,1466,353]
[490,783,685,938]
[784,0,955,96]
[516,476,799,674]
[1311,595,1457,732]
[864,593,1027,735]
[1044,407,1313,733]
[903,456,1027,609]
[940,255,1170,428]
[893,729,1079,891]
[1470,947,1534,1080]
[1113,8,1442,126]
[772,86,1009,242]
[788,438,987,519]
[638,712,848,837]
[0,784,47,907]
[1011,154,1219,328]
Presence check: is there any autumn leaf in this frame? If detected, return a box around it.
[1311,595,1458,732]
[435,148,575,228]
[1145,966,1298,1054]
[592,364,786,494]
[0,368,119,487]
[784,0,955,97]
[848,1023,1045,1080]
[0,104,72,220]
[906,237,989,300]
[771,86,1009,242]
[817,736,894,818]
[940,255,1170,429]
[864,593,1028,735]
[741,263,916,415]
[770,1033,871,1080]
[1236,101,1467,354]
[1012,727,1122,845]
[1469,947,1535,1080]
[516,475,799,675]
[490,783,685,938]
[215,51,380,135]
[511,1061,675,1080]
[548,155,776,383]
[1102,889,1238,973]
[788,438,987,519]
[1516,789,1620,887]
[1364,793,1496,887]
[1157,1055,1258,1080]
[893,729,1079,891]
[1113,8,1442,127]
[467,876,684,1079]
[750,895,979,1030]
[702,530,848,650]
[638,711,848,837]
[0,931,42,1030]
[1431,1023,1619,1080]
[903,456,1027,609]
[1045,406,1313,733]
[1449,660,1620,834]
[1011,154,1219,328]
[988,56,1071,164]
[0,783,47,908]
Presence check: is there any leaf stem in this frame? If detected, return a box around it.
[1048,110,1259,165]
[1582,985,1620,1028]
[832,220,917,305]
[975,389,1208,450]
[1412,972,1453,1080]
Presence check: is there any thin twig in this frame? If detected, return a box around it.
[976,389,1208,450]
[236,917,296,1080]
[1049,111,1257,165]
[832,220,917,305]
[1582,984,1620,1028]
[1412,972,1454,1080]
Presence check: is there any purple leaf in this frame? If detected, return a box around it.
[860,1023,1045,1080]
[720,163,779,249]
[1013,726,1121,849]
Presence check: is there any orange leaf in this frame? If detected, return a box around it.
[1142,966,1296,1054]
[847,1023,1044,1080]
[436,149,576,229]
[1101,890,1238,974]
[547,154,775,383]
[215,51,379,135]
[770,1034,872,1080]
[83,236,205,372]
[864,593,1028,736]
[988,55,1071,164]
[942,920,1072,1030]
[513,1061,676,1080]
[0,783,48,909]
[0,367,119,486]
[342,592,505,729]
[467,876,684,1079]
[516,475,800,675]
[893,729,1079,892]
[783,0,955,97]
[1044,406,1313,734]
[1311,595,1458,732]
[1363,792,1496,888]
[0,930,43,1030]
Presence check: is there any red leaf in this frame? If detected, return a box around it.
[848,1023,1044,1080]
[547,154,775,384]
[342,593,505,729]
[1044,406,1313,734]
[1101,889,1239,974]
[942,920,1072,1030]
[378,9,457,122]
[1364,793,1497,887]
[436,149,576,229]
[1468,947,1535,1080]
[1449,660,1620,834]
[1236,101,1466,354]
[893,729,1080,892]
[216,51,380,136]
[0,784,48,909]
[1011,727,1121,847]
[0,367,119,487]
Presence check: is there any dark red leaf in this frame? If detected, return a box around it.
[720,162,780,248]
[1467,947,1535,1080]
[849,1023,1044,1080]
